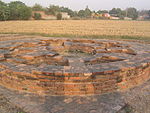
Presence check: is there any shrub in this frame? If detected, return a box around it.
[57,13,62,20]
[33,13,41,20]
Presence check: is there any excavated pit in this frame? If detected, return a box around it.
[0,36,150,95]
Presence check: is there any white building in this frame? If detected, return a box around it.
[61,12,70,19]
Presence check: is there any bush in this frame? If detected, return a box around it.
[33,13,41,20]
[57,13,62,20]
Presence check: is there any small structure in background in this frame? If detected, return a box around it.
[92,13,119,20]
[61,12,70,19]
[109,14,120,20]
[110,16,120,20]
[124,17,132,20]
[91,13,111,19]
[102,13,111,18]
[91,13,103,19]
[137,14,150,20]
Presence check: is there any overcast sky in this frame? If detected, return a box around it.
[4,0,150,11]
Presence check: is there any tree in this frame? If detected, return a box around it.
[126,8,138,20]
[0,1,10,21]
[32,4,44,11]
[78,10,86,18]
[97,10,108,14]
[78,6,92,18]
[109,8,119,15]
[57,13,62,20]
[33,13,41,20]
[60,7,76,17]
[119,10,126,19]
[8,1,32,20]
[84,6,92,18]
[46,5,61,15]
[109,8,126,19]
[138,10,150,20]
[138,10,148,16]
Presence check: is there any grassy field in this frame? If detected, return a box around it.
[0,20,150,41]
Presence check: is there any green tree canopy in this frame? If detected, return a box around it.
[60,7,76,17]
[8,1,32,20]
[97,10,108,14]
[78,6,92,18]
[45,5,60,15]
[45,5,77,17]
[57,13,62,20]
[109,8,126,19]
[84,6,92,18]
[32,4,44,11]
[109,8,120,15]
[138,10,150,20]
[0,1,10,21]
[33,13,41,20]
[78,10,86,18]
[126,8,138,20]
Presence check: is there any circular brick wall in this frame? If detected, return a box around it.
[0,36,150,95]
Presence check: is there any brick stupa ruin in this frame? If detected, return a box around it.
[0,36,150,95]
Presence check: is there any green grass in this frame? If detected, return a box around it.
[0,32,150,42]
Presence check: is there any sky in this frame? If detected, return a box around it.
[3,0,150,11]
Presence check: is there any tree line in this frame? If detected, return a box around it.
[0,0,150,21]
[31,4,146,20]
[31,4,150,20]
